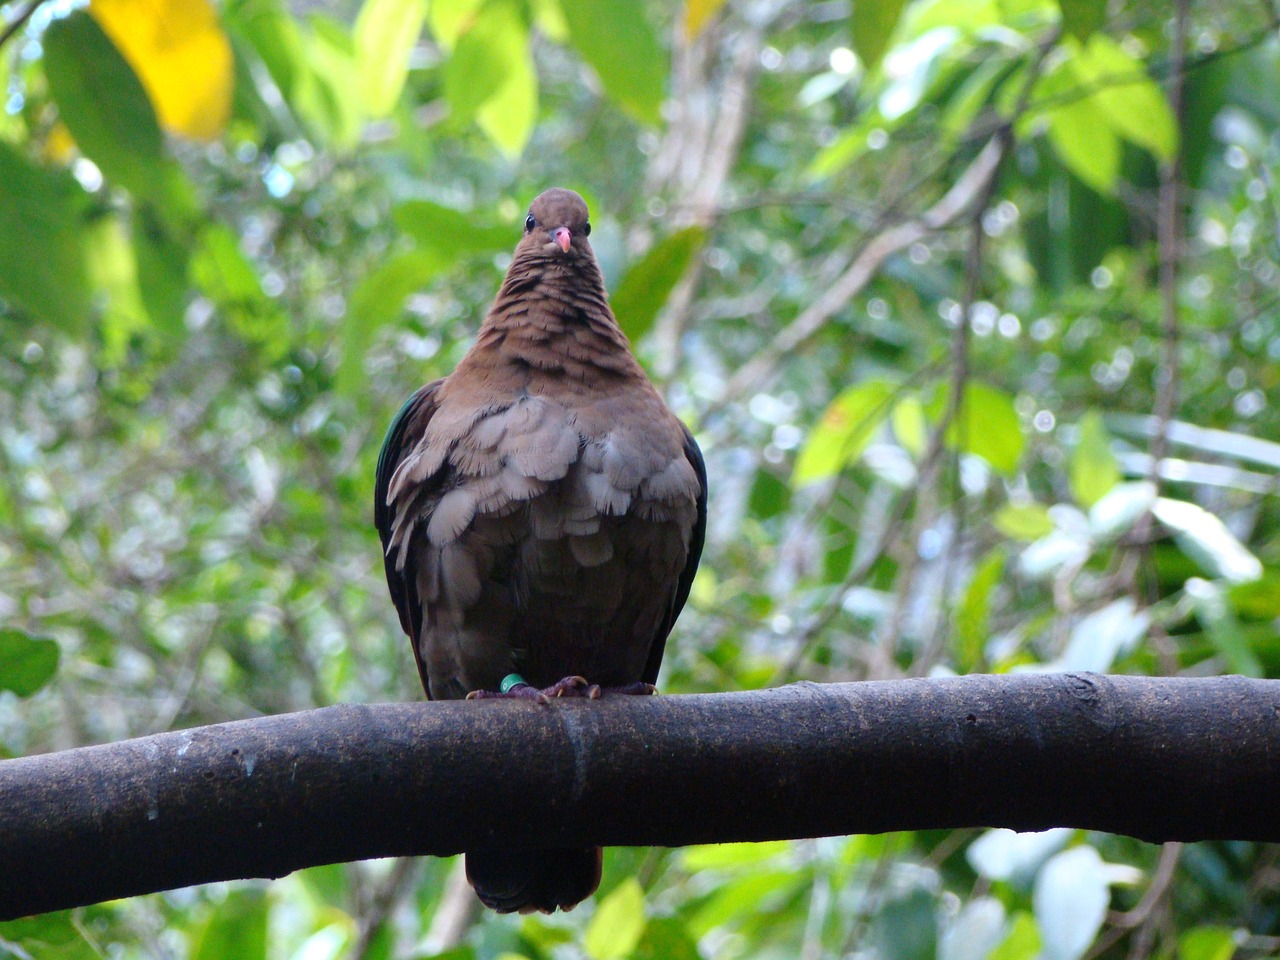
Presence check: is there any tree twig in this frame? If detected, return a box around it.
[1129,0,1189,620]
[708,25,1061,415]
[350,857,419,960]
[1148,0,1190,479]
[710,134,1007,413]
[0,0,48,51]
[880,28,1056,663]
[422,860,479,954]
[906,176,992,673]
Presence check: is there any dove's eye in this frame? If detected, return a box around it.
[524,214,536,233]
[583,222,591,237]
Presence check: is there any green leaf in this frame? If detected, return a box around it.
[227,0,314,121]
[0,628,60,697]
[133,208,190,338]
[191,223,289,361]
[338,249,447,393]
[1059,598,1149,673]
[306,15,365,150]
[852,0,908,72]
[687,870,798,938]
[192,889,268,960]
[873,888,936,960]
[444,0,525,124]
[793,379,896,486]
[355,0,427,117]
[393,200,516,255]
[1033,847,1109,960]
[42,11,167,198]
[994,503,1054,542]
[87,217,150,365]
[558,0,666,125]
[1152,498,1263,584]
[229,0,365,149]
[967,828,1071,882]
[988,912,1042,960]
[0,142,90,331]
[876,26,957,120]
[1017,530,1091,581]
[929,381,1025,476]
[611,226,707,342]
[0,910,102,960]
[891,394,927,458]
[1088,481,1156,543]
[440,0,535,155]
[1227,572,1280,621]
[1069,411,1120,507]
[806,124,872,181]
[1056,0,1105,42]
[1179,926,1236,960]
[682,841,790,871]
[941,897,1006,960]
[956,551,1004,670]
[584,878,646,960]
[1186,578,1263,677]
[1044,73,1120,194]
[475,14,537,157]
[1073,35,1177,162]
[634,917,700,960]
[940,57,1008,147]
[425,0,484,51]
[747,469,791,521]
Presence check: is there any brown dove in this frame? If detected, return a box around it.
[374,188,707,913]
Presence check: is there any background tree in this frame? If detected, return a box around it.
[1,0,1279,958]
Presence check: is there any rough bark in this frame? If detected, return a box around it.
[2,673,1278,919]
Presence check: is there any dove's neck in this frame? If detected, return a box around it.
[474,254,639,380]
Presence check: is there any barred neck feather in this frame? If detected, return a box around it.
[474,245,637,378]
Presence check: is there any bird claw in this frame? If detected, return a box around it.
[465,677,657,702]
[467,685,550,704]
[544,675,593,698]
[466,675,599,704]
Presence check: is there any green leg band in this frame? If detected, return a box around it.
[500,673,528,694]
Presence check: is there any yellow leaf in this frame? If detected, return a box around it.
[89,0,233,141]
[43,121,77,164]
[684,0,726,40]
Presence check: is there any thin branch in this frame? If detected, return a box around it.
[3,674,1280,920]
[1085,842,1182,960]
[422,860,479,954]
[712,27,1062,413]
[711,134,1007,412]
[880,27,1052,663]
[907,175,993,673]
[1113,842,1182,930]
[770,362,948,684]
[0,0,47,51]
[1148,0,1190,476]
[1130,0,1190,617]
[350,857,419,960]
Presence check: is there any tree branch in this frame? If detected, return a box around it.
[0,0,48,51]
[3,673,1279,920]
[712,134,1006,411]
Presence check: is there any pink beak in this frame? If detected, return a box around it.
[552,226,572,253]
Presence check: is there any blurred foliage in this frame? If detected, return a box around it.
[1,0,1280,957]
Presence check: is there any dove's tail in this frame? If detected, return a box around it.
[465,846,602,914]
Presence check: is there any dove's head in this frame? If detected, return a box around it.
[521,188,592,259]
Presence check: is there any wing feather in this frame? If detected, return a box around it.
[374,381,444,697]
[641,424,707,686]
